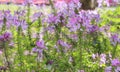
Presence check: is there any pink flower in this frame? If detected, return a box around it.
[92,54,96,59]
[9,42,14,47]
[0,50,2,55]
[78,70,85,72]
[106,0,118,7]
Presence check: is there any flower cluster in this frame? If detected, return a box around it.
[97,0,119,7]
[0,32,12,42]
[0,10,28,31]
[105,58,120,72]
[32,40,46,58]
[111,34,120,46]
[0,0,119,72]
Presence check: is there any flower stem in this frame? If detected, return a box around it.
[49,0,56,14]
[3,41,12,72]
[112,42,118,58]
[17,26,23,71]
[78,30,83,70]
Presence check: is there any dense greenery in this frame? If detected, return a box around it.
[0,0,120,72]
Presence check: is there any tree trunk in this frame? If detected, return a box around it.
[80,0,98,10]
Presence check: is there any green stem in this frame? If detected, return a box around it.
[49,0,56,14]
[27,3,32,48]
[17,26,23,71]
[3,41,11,72]
[26,4,32,71]
[36,17,42,39]
[27,3,30,23]
[1,17,6,34]
[112,42,118,58]
[78,30,83,70]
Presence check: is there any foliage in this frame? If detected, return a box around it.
[0,0,120,72]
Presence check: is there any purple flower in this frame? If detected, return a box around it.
[3,10,11,17]
[54,45,60,52]
[9,42,14,47]
[105,66,112,72]
[112,34,119,42]
[72,0,80,3]
[46,60,54,65]
[36,40,45,49]
[32,47,38,52]
[20,20,28,30]
[66,17,80,32]
[57,40,71,48]
[116,66,120,72]
[0,35,4,41]
[13,20,28,30]
[47,14,60,24]
[32,12,43,22]
[88,25,99,33]
[111,59,120,66]
[0,32,12,41]
[55,1,67,11]
[69,34,78,41]
[111,34,120,46]
[38,49,43,57]
[14,10,26,17]
[100,54,106,66]
[23,0,33,5]
[32,40,46,58]
[45,26,55,33]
